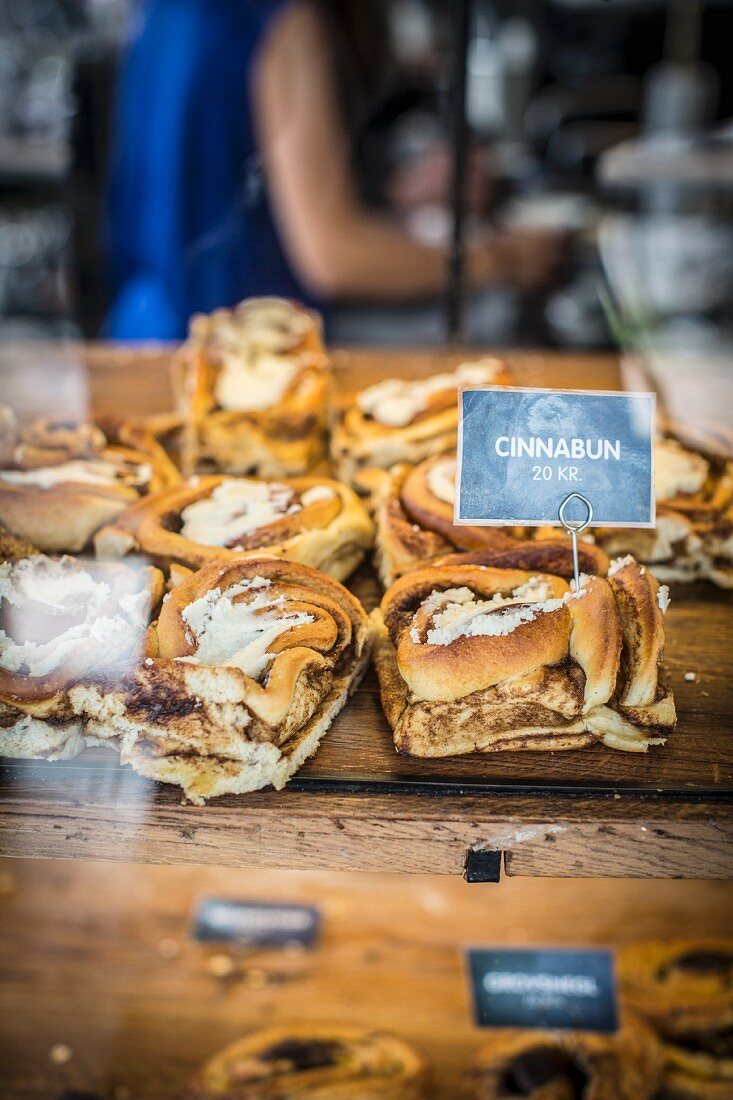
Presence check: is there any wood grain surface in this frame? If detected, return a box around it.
[0,858,731,1099]
[0,346,731,878]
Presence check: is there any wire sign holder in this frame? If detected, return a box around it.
[558,493,594,590]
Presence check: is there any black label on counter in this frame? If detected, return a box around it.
[193,898,320,948]
[467,947,617,1032]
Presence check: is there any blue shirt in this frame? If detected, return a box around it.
[106,0,315,339]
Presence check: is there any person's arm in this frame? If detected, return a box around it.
[253,2,561,300]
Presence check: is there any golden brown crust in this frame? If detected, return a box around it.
[375,559,675,757]
[567,575,622,712]
[596,429,733,589]
[330,359,513,485]
[187,1023,426,1100]
[619,939,733,1099]
[76,558,371,800]
[173,297,330,477]
[608,559,666,707]
[95,474,373,582]
[369,457,609,588]
[0,555,163,718]
[459,1019,662,1099]
[0,409,180,553]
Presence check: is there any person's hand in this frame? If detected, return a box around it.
[491,228,569,290]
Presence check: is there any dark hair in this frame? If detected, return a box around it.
[308,0,391,134]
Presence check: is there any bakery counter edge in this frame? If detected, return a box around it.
[0,775,731,879]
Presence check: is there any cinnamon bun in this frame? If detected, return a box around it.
[331,358,512,485]
[0,553,163,761]
[94,475,373,582]
[173,297,330,478]
[78,558,371,802]
[459,1020,662,1099]
[619,939,733,1098]
[187,1024,426,1099]
[0,408,179,553]
[373,555,675,757]
[596,427,733,588]
[369,455,609,587]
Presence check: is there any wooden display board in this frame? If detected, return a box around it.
[0,346,731,878]
[0,859,731,1098]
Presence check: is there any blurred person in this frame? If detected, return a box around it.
[106,0,564,339]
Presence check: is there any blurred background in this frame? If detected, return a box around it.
[0,0,731,360]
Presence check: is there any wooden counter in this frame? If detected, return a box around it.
[0,346,731,879]
[0,859,731,1099]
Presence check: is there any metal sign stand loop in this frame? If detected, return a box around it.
[558,493,594,590]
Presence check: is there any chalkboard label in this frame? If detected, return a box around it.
[456,387,655,527]
[193,898,320,948]
[467,948,618,1032]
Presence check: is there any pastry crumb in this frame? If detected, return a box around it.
[208,953,235,978]
[49,1044,73,1066]
[157,937,180,959]
[684,671,696,682]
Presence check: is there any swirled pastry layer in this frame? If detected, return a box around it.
[187,1024,426,1100]
[173,296,329,478]
[459,1020,662,1099]
[0,408,179,553]
[0,553,163,716]
[596,427,733,588]
[77,558,371,802]
[331,358,512,484]
[95,474,373,582]
[619,939,733,1099]
[369,455,609,587]
[374,557,675,756]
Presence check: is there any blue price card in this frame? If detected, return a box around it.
[455,387,655,528]
[192,898,321,948]
[467,947,618,1033]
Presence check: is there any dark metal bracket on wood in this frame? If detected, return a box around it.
[464,848,503,883]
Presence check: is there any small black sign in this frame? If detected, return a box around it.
[193,898,321,948]
[467,948,618,1033]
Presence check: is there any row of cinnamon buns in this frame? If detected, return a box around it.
[0,513,675,801]
[185,937,733,1098]
[1,295,731,584]
[0,297,686,798]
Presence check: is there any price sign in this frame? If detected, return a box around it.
[467,947,618,1032]
[455,387,655,528]
[193,898,321,948]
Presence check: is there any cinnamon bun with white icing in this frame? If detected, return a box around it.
[0,408,179,553]
[95,474,373,582]
[369,454,609,587]
[78,558,371,802]
[373,556,675,757]
[173,296,329,478]
[596,427,733,588]
[331,358,512,485]
[0,553,163,761]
